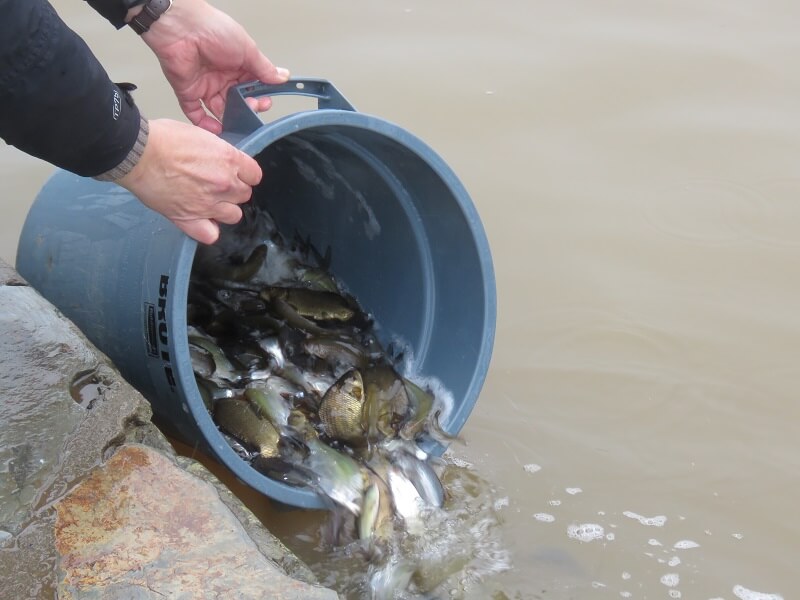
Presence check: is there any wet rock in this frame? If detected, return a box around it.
[0,260,26,286]
[54,445,334,599]
[0,258,336,598]
[177,456,319,583]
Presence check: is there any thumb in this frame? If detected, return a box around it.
[245,44,290,84]
[174,218,220,245]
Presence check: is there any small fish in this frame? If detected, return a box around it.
[303,337,368,371]
[188,335,243,384]
[245,380,292,431]
[195,377,236,402]
[189,344,215,379]
[215,397,281,458]
[262,287,355,322]
[387,467,425,534]
[201,243,268,282]
[304,437,367,515]
[256,336,285,369]
[294,264,339,293]
[391,448,445,508]
[318,369,366,445]
[358,470,395,545]
[363,365,409,444]
[269,295,336,336]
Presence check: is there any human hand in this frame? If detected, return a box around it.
[139,0,289,134]
[117,119,260,244]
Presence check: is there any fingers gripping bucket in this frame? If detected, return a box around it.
[15,79,497,509]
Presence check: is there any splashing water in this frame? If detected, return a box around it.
[287,453,512,599]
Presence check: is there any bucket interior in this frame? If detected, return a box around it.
[183,122,494,506]
[251,125,492,422]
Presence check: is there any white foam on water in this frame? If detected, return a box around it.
[732,533,744,540]
[661,573,680,587]
[443,451,473,469]
[620,592,632,598]
[732,585,784,600]
[674,539,700,549]
[621,572,631,580]
[648,538,662,546]
[567,523,605,543]
[533,513,555,523]
[668,556,681,567]
[549,499,562,506]
[523,463,542,474]
[669,590,682,598]
[566,487,583,495]
[606,532,615,541]
[397,351,456,425]
[493,497,509,511]
[592,581,607,589]
[623,511,667,527]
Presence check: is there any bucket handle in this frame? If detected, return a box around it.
[222,78,356,138]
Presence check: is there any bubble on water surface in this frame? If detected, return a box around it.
[566,487,582,495]
[523,463,541,474]
[621,572,631,580]
[623,511,667,526]
[444,454,473,469]
[732,533,744,540]
[668,556,681,567]
[648,538,662,546]
[533,513,555,523]
[674,539,700,549]
[661,573,680,587]
[493,497,509,511]
[669,591,682,598]
[549,499,561,506]
[732,585,784,600]
[567,523,605,543]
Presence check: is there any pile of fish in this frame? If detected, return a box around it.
[187,205,457,558]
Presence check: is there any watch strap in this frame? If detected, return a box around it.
[129,0,172,35]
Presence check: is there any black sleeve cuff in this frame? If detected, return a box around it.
[85,0,145,30]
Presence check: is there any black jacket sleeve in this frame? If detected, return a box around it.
[85,0,141,30]
[0,0,142,177]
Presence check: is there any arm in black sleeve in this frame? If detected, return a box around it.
[0,0,142,177]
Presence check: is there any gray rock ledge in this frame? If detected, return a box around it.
[0,258,336,599]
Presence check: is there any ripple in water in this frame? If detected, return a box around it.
[642,179,764,245]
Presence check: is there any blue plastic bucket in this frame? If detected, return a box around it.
[16,79,496,509]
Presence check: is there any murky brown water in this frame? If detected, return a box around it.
[4,1,799,598]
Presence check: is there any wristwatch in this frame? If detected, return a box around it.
[128,0,173,35]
